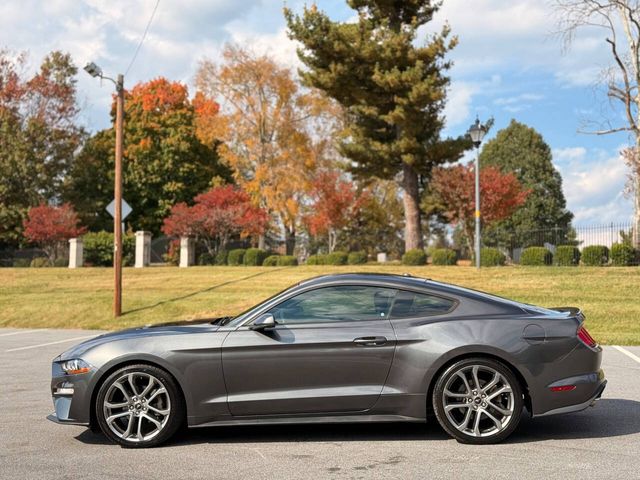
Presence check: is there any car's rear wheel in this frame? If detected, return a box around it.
[95,364,184,448]
[433,357,523,444]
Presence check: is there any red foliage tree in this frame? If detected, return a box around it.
[23,203,86,262]
[431,165,530,253]
[162,185,267,254]
[305,171,367,252]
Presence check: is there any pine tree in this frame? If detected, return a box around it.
[285,1,467,251]
[479,120,573,246]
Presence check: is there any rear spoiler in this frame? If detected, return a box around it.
[550,307,585,323]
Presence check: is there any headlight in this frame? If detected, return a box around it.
[60,359,92,375]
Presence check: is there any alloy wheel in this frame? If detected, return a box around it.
[442,364,515,438]
[102,372,171,443]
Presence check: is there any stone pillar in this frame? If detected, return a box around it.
[179,236,195,268]
[377,252,387,263]
[135,231,151,268]
[68,238,83,268]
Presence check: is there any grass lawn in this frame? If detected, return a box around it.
[0,265,638,344]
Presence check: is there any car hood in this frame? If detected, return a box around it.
[56,317,227,361]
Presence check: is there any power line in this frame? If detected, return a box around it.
[124,0,160,76]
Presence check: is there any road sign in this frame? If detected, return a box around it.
[106,199,132,220]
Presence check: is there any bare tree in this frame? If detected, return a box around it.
[553,0,640,245]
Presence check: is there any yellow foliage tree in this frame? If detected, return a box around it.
[195,45,339,253]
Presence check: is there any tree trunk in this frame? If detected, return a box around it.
[634,139,640,248]
[285,225,296,255]
[401,162,423,251]
[258,234,265,250]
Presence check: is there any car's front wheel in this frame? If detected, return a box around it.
[95,364,184,448]
[432,357,523,444]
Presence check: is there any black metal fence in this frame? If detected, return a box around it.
[499,222,638,265]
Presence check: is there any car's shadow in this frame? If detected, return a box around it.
[75,398,640,447]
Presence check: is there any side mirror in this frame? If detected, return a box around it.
[249,313,277,332]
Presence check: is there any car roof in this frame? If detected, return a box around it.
[297,273,534,314]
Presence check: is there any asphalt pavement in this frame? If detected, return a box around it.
[0,328,639,480]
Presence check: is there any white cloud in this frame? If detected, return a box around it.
[553,147,633,224]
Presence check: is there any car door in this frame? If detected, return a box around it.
[221,285,398,416]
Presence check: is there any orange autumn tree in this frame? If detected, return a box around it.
[430,164,530,254]
[195,45,340,254]
[305,171,367,252]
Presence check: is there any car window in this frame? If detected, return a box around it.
[269,286,398,324]
[390,290,455,318]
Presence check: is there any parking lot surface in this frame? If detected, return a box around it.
[1,328,639,480]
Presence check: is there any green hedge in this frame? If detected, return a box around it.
[215,250,228,266]
[554,245,580,266]
[581,245,609,266]
[227,248,246,266]
[611,243,636,266]
[520,246,553,266]
[326,251,348,265]
[244,248,268,266]
[277,255,298,266]
[347,251,368,265]
[30,257,50,268]
[306,254,326,265]
[402,249,427,266]
[480,247,506,267]
[263,255,279,266]
[12,258,31,268]
[431,248,457,266]
[84,231,135,267]
[198,252,215,265]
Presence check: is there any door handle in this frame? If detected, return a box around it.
[353,336,388,346]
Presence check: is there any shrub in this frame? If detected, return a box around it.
[227,248,246,266]
[520,246,553,266]
[610,243,636,266]
[581,245,609,266]
[30,257,50,268]
[12,258,31,268]
[402,249,427,266]
[263,255,279,266]
[198,252,215,266]
[277,255,298,266]
[215,250,228,266]
[347,251,368,265]
[244,248,268,266]
[480,247,506,267]
[554,245,580,266]
[84,231,135,266]
[53,258,67,267]
[326,251,348,265]
[306,254,327,265]
[431,248,457,266]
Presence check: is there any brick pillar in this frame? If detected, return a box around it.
[135,231,151,268]
[68,238,83,268]
[179,236,195,268]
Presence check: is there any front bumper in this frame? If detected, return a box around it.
[49,361,93,426]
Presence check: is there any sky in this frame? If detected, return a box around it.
[0,0,636,226]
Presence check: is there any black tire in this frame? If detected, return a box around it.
[95,364,185,448]
[432,357,523,444]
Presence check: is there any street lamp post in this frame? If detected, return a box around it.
[467,117,490,269]
[84,62,125,317]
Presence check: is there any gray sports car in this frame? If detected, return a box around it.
[49,273,606,447]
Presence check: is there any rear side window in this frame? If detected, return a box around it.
[390,290,455,318]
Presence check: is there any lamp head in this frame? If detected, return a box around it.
[83,62,103,78]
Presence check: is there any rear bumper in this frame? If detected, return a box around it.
[534,370,606,417]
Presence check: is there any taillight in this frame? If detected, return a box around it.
[577,325,597,348]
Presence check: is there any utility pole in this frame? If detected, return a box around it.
[114,74,124,317]
[84,62,125,317]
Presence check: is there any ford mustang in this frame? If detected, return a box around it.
[49,273,606,447]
